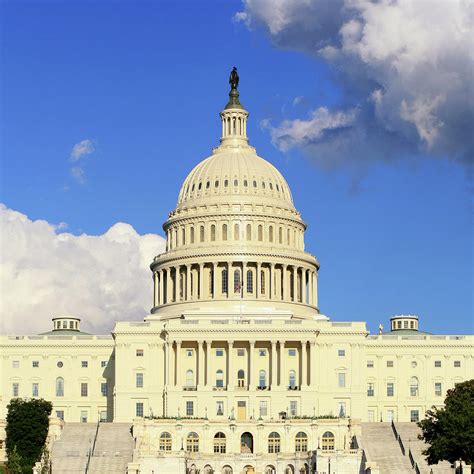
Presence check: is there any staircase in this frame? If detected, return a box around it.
[360,423,413,473]
[395,422,453,473]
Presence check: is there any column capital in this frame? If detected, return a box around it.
[228,340,234,347]
[271,340,277,347]
[249,341,255,347]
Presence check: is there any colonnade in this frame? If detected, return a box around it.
[153,261,318,308]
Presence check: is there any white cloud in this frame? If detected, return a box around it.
[237,0,474,166]
[70,166,86,184]
[0,204,166,335]
[70,139,95,162]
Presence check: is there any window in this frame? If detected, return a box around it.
[435,382,442,396]
[80,411,88,423]
[338,349,345,357]
[186,432,199,452]
[56,410,64,421]
[58,361,64,368]
[387,360,394,367]
[246,223,252,240]
[136,402,144,417]
[186,370,194,387]
[367,382,374,397]
[234,223,240,240]
[387,382,394,397]
[81,361,88,368]
[234,269,241,293]
[260,270,265,293]
[269,226,274,242]
[268,432,281,453]
[259,370,267,388]
[136,349,144,357]
[290,400,297,417]
[159,432,172,451]
[259,400,267,417]
[289,370,296,388]
[136,373,144,388]
[295,432,308,452]
[368,410,375,422]
[100,411,107,422]
[224,179,229,187]
[404,320,409,329]
[101,361,107,368]
[234,179,238,187]
[247,270,253,293]
[258,225,263,241]
[322,431,335,451]
[288,349,296,357]
[338,401,346,417]
[454,360,461,367]
[190,226,195,244]
[182,227,186,245]
[338,372,346,388]
[186,349,193,357]
[32,361,39,368]
[410,377,419,396]
[216,369,224,388]
[279,227,283,244]
[216,401,224,416]
[101,382,108,396]
[237,369,245,387]
[186,401,194,416]
[222,224,228,241]
[56,377,64,397]
[80,382,88,397]
[200,225,204,242]
[216,349,224,357]
[434,360,442,367]
[259,349,267,357]
[237,349,245,357]
[12,360,19,369]
[410,410,419,422]
[211,224,216,241]
[214,432,226,453]
[12,383,19,397]
[367,361,374,368]
[222,269,228,294]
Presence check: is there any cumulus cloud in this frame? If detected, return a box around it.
[0,204,166,335]
[236,0,474,168]
[70,139,95,162]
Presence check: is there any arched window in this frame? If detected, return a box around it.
[186,370,194,387]
[222,224,228,241]
[186,432,199,452]
[213,432,226,453]
[410,376,419,396]
[181,228,186,246]
[253,180,257,188]
[258,225,263,241]
[234,270,241,293]
[222,269,228,294]
[287,228,291,245]
[289,370,296,389]
[234,179,238,187]
[243,179,248,187]
[289,272,294,301]
[215,180,219,188]
[279,227,283,244]
[159,432,172,451]
[234,223,240,240]
[261,270,265,294]
[295,432,308,452]
[210,267,214,296]
[237,369,245,387]
[190,227,195,244]
[200,225,204,242]
[247,270,253,293]
[210,225,216,241]
[268,432,281,453]
[259,370,266,388]
[246,223,251,241]
[269,226,274,242]
[206,181,210,189]
[216,369,224,388]
[224,179,229,188]
[322,431,335,451]
[179,272,184,300]
[56,377,64,397]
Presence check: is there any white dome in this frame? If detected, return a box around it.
[177,148,294,210]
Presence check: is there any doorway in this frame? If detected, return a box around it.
[240,432,253,453]
[237,400,246,420]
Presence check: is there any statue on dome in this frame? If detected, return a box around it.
[229,66,239,90]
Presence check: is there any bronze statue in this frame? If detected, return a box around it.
[229,67,239,90]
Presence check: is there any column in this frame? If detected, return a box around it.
[271,341,277,388]
[185,265,191,300]
[213,263,217,299]
[292,266,297,302]
[198,341,204,388]
[165,341,170,386]
[278,341,284,387]
[310,341,316,387]
[159,270,164,305]
[176,266,181,302]
[175,341,181,387]
[227,261,232,298]
[269,263,274,300]
[166,268,172,304]
[199,263,204,300]
[243,262,247,295]
[206,340,212,387]
[282,264,288,301]
[300,268,305,303]
[314,271,319,308]
[256,263,261,299]
[153,272,158,307]
[228,341,234,389]
[301,341,308,388]
[248,341,255,388]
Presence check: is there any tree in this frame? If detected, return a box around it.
[5,398,52,474]
[418,379,474,467]
[6,445,23,474]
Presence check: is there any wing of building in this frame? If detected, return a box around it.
[0,76,472,474]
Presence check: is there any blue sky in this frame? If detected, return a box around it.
[1,0,472,335]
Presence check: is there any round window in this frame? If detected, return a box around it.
[411,361,417,368]
[57,361,63,368]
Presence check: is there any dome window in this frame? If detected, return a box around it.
[243,179,248,187]
[215,180,219,188]
[253,180,257,187]
[276,184,280,191]
[224,179,229,188]
[192,184,195,192]
[262,181,266,189]
[234,179,238,187]
[269,182,273,190]
[198,182,202,190]
[206,181,210,189]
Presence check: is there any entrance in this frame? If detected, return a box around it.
[237,400,246,420]
[241,432,253,453]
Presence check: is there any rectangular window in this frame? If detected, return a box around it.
[338,401,346,417]
[32,361,39,368]
[136,373,144,388]
[186,401,194,416]
[367,360,374,368]
[259,349,267,357]
[186,349,194,357]
[101,361,107,368]
[290,400,298,417]
[81,360,88,368]
[259,400,268,417]
[338,373,346,388]
[454,360,461,367]
[136,349,144,357]
[101,382,108,397]
[80,383,88,397]
[100,411,107,422]
[338,349,346,357]
[410,410,419,422]
[80,410,88,423]
[216,401,224,416]
[435,382,442,396]
[12,383,19,397]
[12,360,19,369]
[288,349,296,357]
[216,349,224,357]
[32,383,39,397]
[56,410,64,420]
[237,349,245,357]
[136,402,143,417]
[387,360,394,367]
[387,410,394,422]
[434,360,441,367]
[368,410,375,422]
[367,382,374,397]
[387,382,394,397]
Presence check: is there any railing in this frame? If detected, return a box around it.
[409,448,421,474]
[391,420,405,456]
[85,419,100,473]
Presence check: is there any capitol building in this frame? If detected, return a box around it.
[0,75,472,474]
